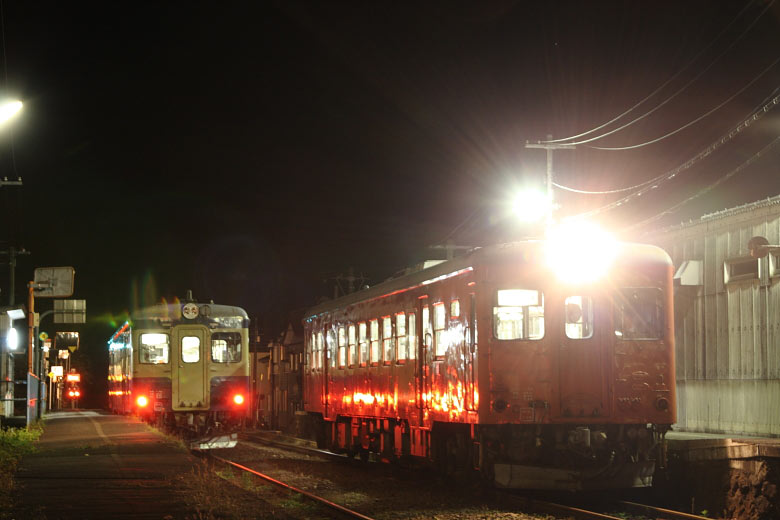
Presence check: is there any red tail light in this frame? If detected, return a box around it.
[232,394,245,405]
[136,395,149,407]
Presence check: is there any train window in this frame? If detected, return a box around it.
[181,336,200,363]
[370,319,380,366]
[450,299,460,319]
[338,326,347,369]
[139,333,169,364]
[316,332,324,370]
[433,302,447,357]
[614,288,664,340]
[358,322,368,367]
[493,289,544,340]
[422,305,432,351]
[211,332,241,363]
[564,296,594,339]
[348,324,357,367]
[408,312,416,360]
[383,316,393,365]
[396,313,407,363]
[327,329,337,369]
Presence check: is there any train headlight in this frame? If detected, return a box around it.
[232,394,245,405]
[546,221,617,284]
[136,395,149,408]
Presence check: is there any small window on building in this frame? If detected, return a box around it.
[358,322,368,367]
[383,316,393,365]
[564,296,594,339]
[338,326,347,369]
[181,336,200,363]
[434,302,447,357]
[348,324,357,367]
[724,257,759,284]
[139,333,169,364]
[493,289,544,340]
[614,288,664,340]
[450,299,460,319]
[396,312,407,363]
[211,332,241,362]
[370,319,380,366]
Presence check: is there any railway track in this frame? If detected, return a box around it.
[206,452,378,520]
[217,432,714,520]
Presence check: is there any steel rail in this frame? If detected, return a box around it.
[209,453,377,520]
[618,500,714,520]
[523,499,625,520]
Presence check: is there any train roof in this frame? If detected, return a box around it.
[131,302,248,321]
[304,240,671,320]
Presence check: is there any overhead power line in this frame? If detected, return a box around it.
[624,135,780,232]
[545,0,774,147]
[564,92,780,221]
[590,57,779,151]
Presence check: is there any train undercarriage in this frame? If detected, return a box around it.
[310,413,669,490]
[148,410,247,449]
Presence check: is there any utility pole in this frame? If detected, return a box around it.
[525,134,575,227]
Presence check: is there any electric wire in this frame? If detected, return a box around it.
[624,135,780,232]
[546,0,775,147]
[553,82,780,195]
[543,0,759,144]
[590,57,779,151]
[564,92,780,221]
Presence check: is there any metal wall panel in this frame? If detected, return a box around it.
[647,197,780,437]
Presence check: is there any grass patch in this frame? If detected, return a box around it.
[0,425,43,515]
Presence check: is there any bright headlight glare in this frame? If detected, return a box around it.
[0,100,22,124]
[546,221,617,284]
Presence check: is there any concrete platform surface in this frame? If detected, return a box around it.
[10,410,203,519]
[667,430,780,461]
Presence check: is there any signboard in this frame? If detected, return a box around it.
[51,365,63,378]
[66,372,80,383]
[33,267,75,298]
[39,331,48,341]
[55,331,80,353]
[54,299,86,324]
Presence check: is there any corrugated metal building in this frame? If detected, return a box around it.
[646,195,780,437]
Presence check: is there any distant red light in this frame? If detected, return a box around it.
[136,395,149,407]
[232,394,245,405]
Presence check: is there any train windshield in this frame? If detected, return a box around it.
[493,289,544,340]
[614,288,664,340]
[212,332,242,362]
[139,333,170,364]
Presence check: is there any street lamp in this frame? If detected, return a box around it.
[512,188,551,223]
[0,100,22,126]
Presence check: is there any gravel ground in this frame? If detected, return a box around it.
[204,441,556,520]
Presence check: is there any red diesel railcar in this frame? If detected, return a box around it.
[303,237,675,490]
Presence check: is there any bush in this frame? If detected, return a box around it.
[0,426,42,514]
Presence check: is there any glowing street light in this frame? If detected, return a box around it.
[0,100,22,126]
[5,327,18,350]
[512,188,552,222]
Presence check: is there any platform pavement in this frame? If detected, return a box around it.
[666,429,780,461]
[8,409,204,519]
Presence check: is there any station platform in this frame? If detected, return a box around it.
[666,430,780,461]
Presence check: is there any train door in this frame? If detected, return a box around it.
[173,326,208,409]
[415,298,432,412]
[557,293,609,418]
[463,293,477,410]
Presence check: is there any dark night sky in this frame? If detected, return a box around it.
[0,1,777,404]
